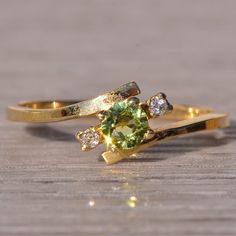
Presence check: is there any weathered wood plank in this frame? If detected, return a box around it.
[0,0,236,235]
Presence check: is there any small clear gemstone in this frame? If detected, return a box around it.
[148,96,168,117]
[79,128,100,149]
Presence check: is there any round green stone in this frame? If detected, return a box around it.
[100,100,149,150]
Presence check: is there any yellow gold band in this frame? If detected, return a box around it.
[7,82,140,122]
[102,105,229,164]
[7,82,229,165]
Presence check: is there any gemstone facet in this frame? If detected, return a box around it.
[148,94,169,117]
[100,99,149,150]
[77,128,100,150]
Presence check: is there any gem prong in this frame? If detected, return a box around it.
[168,104,174,111]
[156,92,167,99]
[97,110,107,120]
[127,97,140,106]
[109,144,120,153]
[76,127,102,151]
[147,92,171,118]
[81,144,89,151]
[144,129,155,140]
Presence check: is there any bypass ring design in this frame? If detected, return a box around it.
[76,93,229,164]
[7,81,229,165]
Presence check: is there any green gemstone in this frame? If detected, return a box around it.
[100,100,149,150]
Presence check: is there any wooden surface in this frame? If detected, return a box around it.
[0,1,236,235]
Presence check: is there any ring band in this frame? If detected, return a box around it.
[7,81,140,122]
[7,82,229,165]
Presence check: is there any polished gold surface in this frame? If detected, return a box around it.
[75,93,173,158]
[7,84,229,165]
[1,1,235,234]
[7,81,140,122]
[102,106,229,164]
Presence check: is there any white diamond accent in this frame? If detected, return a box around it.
[79,128,100,149]
[148,96,169,117]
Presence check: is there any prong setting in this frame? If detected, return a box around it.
[75,91,173,164]
[100,99,148,150]
[144,129,155,140]
[127,97,140,106]
[147,93,172,118]
[76,127,101,151]
[97,110,107,120]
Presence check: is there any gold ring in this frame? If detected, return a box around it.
[7,82,229,165]
[75,92,229,164]
[7,82,140,122]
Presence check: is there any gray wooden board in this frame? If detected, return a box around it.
[0,0,236,235]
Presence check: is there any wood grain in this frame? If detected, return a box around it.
[0,0,236,235]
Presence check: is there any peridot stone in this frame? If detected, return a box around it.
[100,100,148,150]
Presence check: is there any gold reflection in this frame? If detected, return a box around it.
[188,107,194,118]
[103,167,140,208]
[88,200,95,207]
[52,101,60,108]
[188,107,200,118]
[127,196,137,208]
[122,182,136,192]
[32,103,38,109]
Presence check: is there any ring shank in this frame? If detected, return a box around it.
[162,104,213,120]
[7,100,218,123]
[7,92,229,165]
[17,100,81,109]
[7,82,140,122]
[102,111,229,164]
